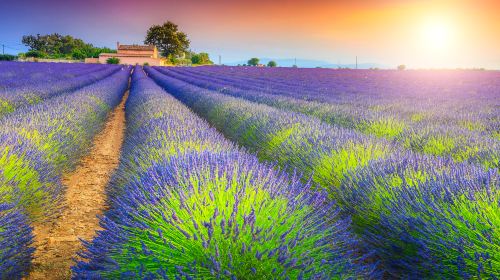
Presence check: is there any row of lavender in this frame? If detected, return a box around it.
[162,67,499,128]
[0,62,122,119]
[0,66,130,278]
[163,66,500,130]
[175,66,499,128]
[158,67,499,170]
[146,66,500,278]
[73,67,368,278]
[0,62,110,89]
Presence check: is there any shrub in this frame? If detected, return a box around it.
[0,54,17,61]
[106,57,120,64]
[191,52,213,65]
[24,50,46,58]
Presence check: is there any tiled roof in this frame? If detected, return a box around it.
[100,53,155,57]
[118,44,156,51]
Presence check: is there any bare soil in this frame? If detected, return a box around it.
[26,90,128,280]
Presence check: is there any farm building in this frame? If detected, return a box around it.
[87,42,167,66]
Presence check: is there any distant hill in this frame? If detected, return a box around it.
[227,58,386,69]
[321,63,386,69]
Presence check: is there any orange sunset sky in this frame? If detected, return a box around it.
[1,0,499,68]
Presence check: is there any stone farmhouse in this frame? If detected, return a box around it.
[86,42,167,66]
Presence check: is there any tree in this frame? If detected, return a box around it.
[22,33,114,59]
[191,54,201,64]
[22,35,46,52]
[397,64,406,70]
[191,52,213,65]
[106,57,120,64]
[71,49,86,60]
[267,60,277,67]
[22,33,87,58]
[145,21,190,58]
[247,58,259,66]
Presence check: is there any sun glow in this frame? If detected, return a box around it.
[413,16,461,68]
[421,19,454,50]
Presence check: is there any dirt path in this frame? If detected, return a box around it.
[27,90,128,280]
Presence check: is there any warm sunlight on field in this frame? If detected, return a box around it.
[1,0,499,279]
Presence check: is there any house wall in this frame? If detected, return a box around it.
[21,58,83,63]
[84,58,99,64]
[98,55,164,66]
[117,49,154,57]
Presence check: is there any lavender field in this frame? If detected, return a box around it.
[1,62,499,279]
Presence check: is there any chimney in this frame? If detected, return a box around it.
[116,41,120,50]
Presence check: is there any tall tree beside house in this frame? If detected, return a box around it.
[144,21,190,58]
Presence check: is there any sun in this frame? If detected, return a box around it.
[421,19,453,50]
[415,16,461,67]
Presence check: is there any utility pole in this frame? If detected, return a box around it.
[2,44,4,55]
[294,58,297,67]
[219,55,221,65]
[356,56,358,70]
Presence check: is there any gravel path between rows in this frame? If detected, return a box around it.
[26,88,129,279]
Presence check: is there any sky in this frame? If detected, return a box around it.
[1,0,499,69]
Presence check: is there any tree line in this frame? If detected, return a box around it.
[21,33,115,60]
[245,58,277,67]
[18,22,284,67]
[20,21,213,65]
